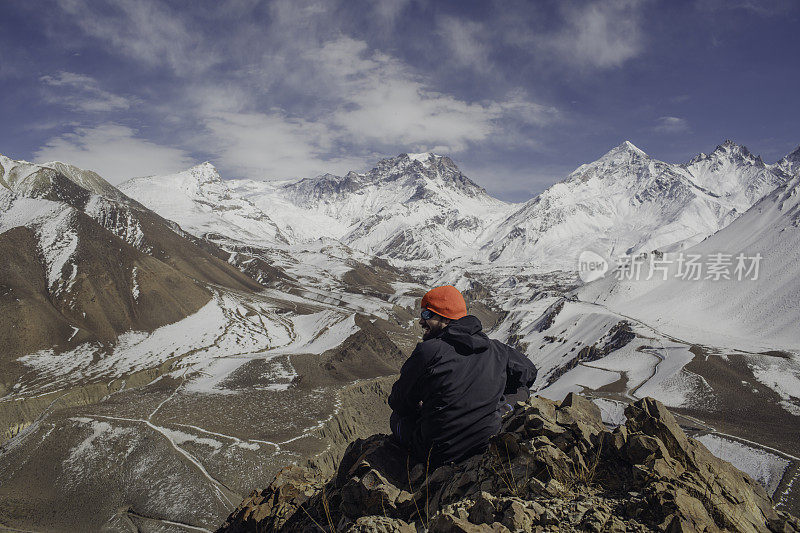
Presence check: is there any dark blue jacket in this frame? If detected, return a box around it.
[389,315,537,466]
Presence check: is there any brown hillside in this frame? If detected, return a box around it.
[0,210,212,391]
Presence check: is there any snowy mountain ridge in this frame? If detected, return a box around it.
[121,162,287,247]
[89,140,800,272]
[477,140,789,269]
[775,145,800,177]
[224,152,515,263]
[578,169,800,351]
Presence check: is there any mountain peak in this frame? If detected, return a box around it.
[405,152,435,164]
[190,161,218,172]
[687,140,764,168]
[186,161,222,184]
[596,141,648,163]
[385,152,440,170]
[774,144,800,177]
[713,139,752,156]
[619,140,643,152]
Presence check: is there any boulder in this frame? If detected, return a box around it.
[215,465,323,533]
[345,516,415,533]
[467,493,496,524]
[428,513,510,533]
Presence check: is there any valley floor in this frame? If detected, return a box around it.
[0,284,417,532]
[1,271,799,530]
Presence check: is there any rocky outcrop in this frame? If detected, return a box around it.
[218,395,799,532]
[545,321,635,387]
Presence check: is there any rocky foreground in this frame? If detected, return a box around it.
[218,395,799,532]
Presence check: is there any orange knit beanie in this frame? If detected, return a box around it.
[421,285,467,320]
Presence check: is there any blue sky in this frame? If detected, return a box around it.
[1,0,798,200]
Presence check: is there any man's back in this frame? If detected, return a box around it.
[389,315,537,466]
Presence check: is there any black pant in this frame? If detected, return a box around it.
[390,411,418,448]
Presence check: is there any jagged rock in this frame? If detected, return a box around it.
[335,434,410,488]
[429,513,510,533]
[499,498,537,531]
[625,398,689,464]
[467,493,496,524]
[218,396,799,533]
[345,516,415,532]
[215,465,323,533]
[340,468,402,517]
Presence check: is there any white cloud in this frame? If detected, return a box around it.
[200,111,371,179]
[33,124,195,184]
[654,116,690,133]
[372,0,413,28]
[696,0,793,15]
[46,3,560,182]
[312,37,557,152]
[55,0,218,75]
[548,0,647,69]
[498,90,559,127]
[182,35,558,179]
[40,71,131,112]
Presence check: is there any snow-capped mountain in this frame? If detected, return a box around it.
[241,152,515,262]
[680,140,782,208]
[478,141,787,270]
[4,142,800,531]
[774,145,800,177]
[122,143,790,272]
[579,169,800,351]
[120,162,287,246]
[125,153,515,263]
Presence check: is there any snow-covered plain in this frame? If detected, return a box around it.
[697,434,790,496]
[747,355,800,416]
[518,300,713,408]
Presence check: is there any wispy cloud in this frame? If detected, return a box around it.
[40,71,131,112]
[654,116,690,134]
[54,0,219,75]
[437,16,493,74]
[316,37,530,151]
[33,124,194,184]
[41,1,559,180]
[371,0,414,31]
[184,35,558,178]
[199,110,371,179]
[547,0,648,69]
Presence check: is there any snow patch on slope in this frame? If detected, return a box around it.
[36,206,80,290]
[748,356,800,416]
[696,434,789,496]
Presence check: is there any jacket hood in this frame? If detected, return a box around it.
[441,315,489,353]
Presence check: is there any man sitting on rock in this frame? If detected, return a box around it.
[389,285,537,468]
